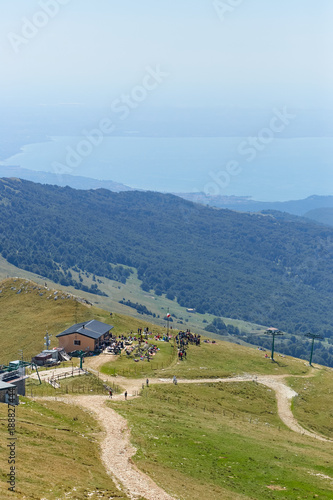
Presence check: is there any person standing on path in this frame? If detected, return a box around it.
[146,378,149,387]
[109,388,113,398]
[124,391,128,400]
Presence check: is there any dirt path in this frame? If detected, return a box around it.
[84,353,118,371]
[36,371,332,500]
[37,367,332,443]
[107,373,332,442]
[55,395,177,500]
[252,375,331,443]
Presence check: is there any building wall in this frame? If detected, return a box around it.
[14,379,25,397]
[0,388,18,405]
[0,389,7,403]
[58,334,97,353]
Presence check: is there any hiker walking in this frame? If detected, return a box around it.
[109,388,113,398]
[173,375,177,385]
[124,391,128,400]
[146,378,149,387]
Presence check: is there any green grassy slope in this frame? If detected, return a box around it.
[0,278,332,500]
[0,398,130,500]
[101,337,309,379]
[111,381,333,500]
[0,277,170,365]
[289,367,333,437]
[0,255,264,338]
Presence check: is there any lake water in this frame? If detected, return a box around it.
[1,136,332,201]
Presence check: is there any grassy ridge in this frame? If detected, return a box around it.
[101,338,310,379]
[151,340,310,378]
[0,278,169,364]
[0,255,261,340]
[110,383,333,500]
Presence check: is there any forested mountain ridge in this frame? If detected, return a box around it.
[0,177,332,337]
[304,207,333,227]
[179,192,333,218]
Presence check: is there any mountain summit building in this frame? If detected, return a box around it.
[56,320,113,353]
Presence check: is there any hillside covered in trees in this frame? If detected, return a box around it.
[0,178,332,338]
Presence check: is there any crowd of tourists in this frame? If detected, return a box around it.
[176,329,201,347]
[97,327,202,365]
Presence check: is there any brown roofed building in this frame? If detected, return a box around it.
[56,320,113,353]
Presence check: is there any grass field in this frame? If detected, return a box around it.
[288,366,333,438]
[101,336,310,379]
[0,276,332,500]
[152,340,310,379]
[110,382,333,500]
[100,337,177,378]
[0,398,130,500]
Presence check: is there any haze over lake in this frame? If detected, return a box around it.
[1,136,332,202]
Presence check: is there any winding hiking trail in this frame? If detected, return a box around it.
[109,372,332,443]
[38,369,332,500]
[57,394,176,500]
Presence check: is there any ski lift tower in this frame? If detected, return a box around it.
[265,327,283,361]
[305,332,323,366]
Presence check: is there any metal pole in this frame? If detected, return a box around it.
[167,308,170,336]
[309,337,315,366]
[305,333,323,367]
[271,333,275,360]
[33,363,42,385]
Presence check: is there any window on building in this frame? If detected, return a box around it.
[74,340,81,346]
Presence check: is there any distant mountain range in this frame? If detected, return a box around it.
[0,166,332,227]
[0,166,132,192]
[177,192,333,216]
[303,207,333,227]
[0,177,332,341]
[177,193,333,225]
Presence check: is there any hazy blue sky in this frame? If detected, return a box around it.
[1,0,332,109]
[1,1,332,201]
